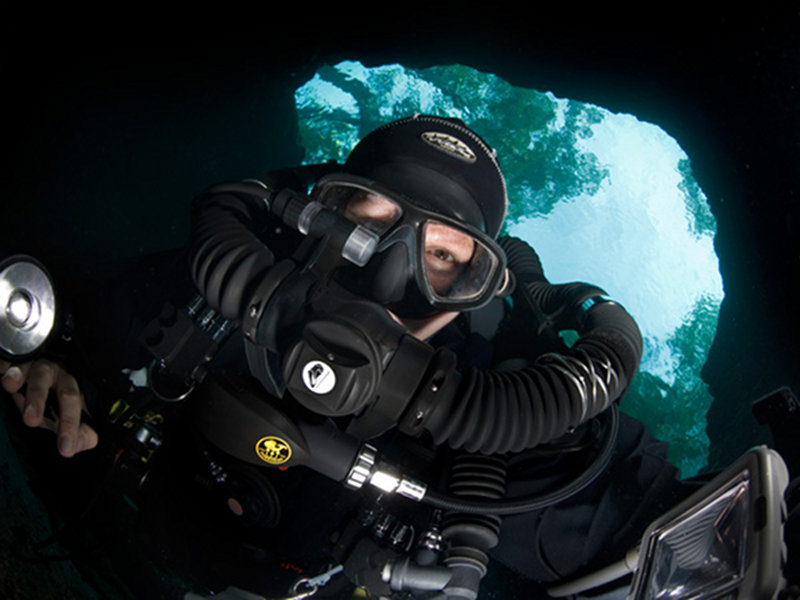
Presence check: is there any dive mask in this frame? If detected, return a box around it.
[312,175,509,318]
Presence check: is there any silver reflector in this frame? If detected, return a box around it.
[0,255,56,358]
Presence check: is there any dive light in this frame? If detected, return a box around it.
[0,255,57,361]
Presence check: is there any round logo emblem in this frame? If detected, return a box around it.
[302,360,336,394]
[255,436,292,465]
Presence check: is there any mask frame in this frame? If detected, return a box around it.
[312,174,509,314]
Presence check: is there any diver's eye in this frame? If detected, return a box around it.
[423,223,475,265]
[423,222,476,294]
[428,248,456,264]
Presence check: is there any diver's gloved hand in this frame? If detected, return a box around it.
[1,358,98,458]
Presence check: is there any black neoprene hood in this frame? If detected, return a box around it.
[344,115,508,238]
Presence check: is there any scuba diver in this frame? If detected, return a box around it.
[1,115,774,598]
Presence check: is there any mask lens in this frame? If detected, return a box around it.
[318,184,402,236]
[422,221,499,302]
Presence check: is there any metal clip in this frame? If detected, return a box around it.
[286,564,344,599]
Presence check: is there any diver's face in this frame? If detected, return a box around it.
[344,192,477,296]
[342,191,474,340]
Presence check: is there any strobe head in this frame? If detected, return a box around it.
[0,255,57,361]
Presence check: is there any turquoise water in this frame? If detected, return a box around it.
[295,61,724,477]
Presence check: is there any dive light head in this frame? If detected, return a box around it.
[0,255,58,361]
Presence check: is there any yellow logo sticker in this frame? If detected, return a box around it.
[255,436,292,465]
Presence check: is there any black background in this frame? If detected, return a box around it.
[3,5,799,470]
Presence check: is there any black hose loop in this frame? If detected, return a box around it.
[498,236,546,282]
[433,343,622,456]
[422,404,620,516]
[187,165,345,322]
[189,192,277,321]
